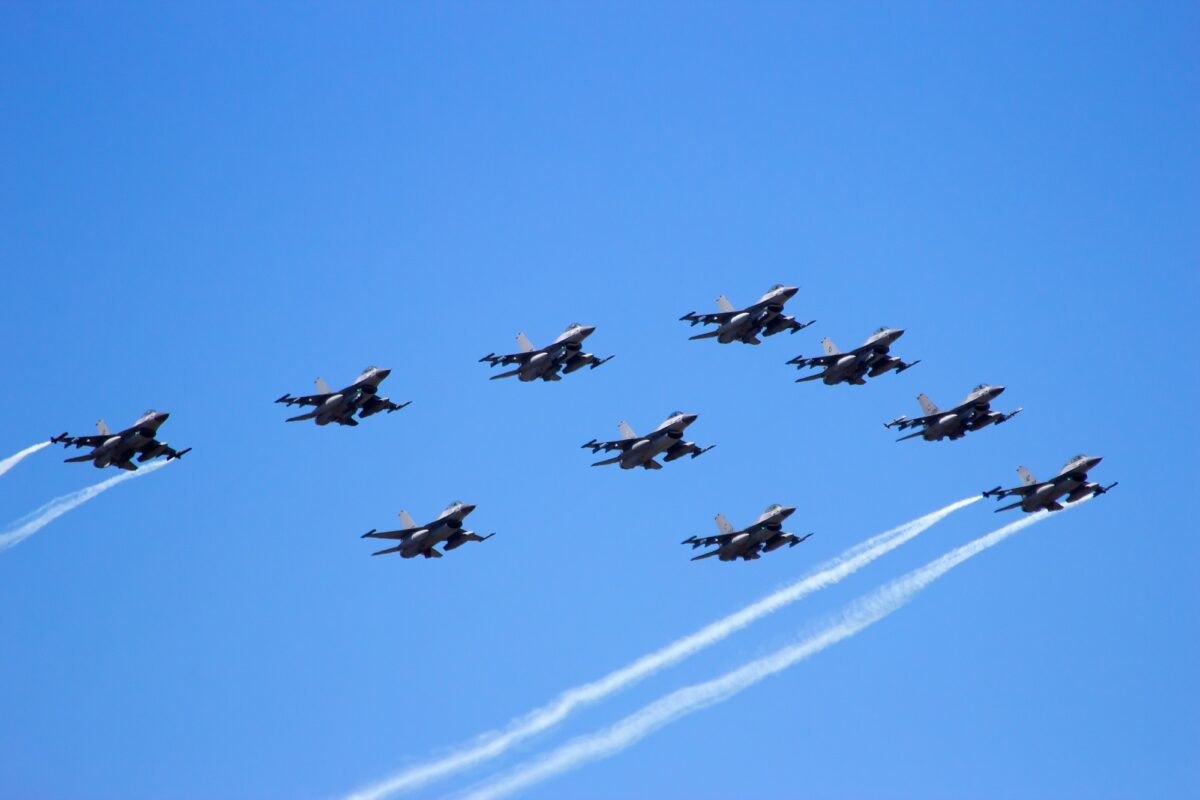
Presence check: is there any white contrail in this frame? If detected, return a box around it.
[0,460,171,551]
[462,509,1062,800]
[343,496,979,800]
[0,441,50,478]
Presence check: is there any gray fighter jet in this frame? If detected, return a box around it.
[582,412,714,470]
[983,455,1117,513]
[479,323,613,382]
[682,504,812,562]
[361,501,494,558]
[680,285,814,344]
[788,327,919,385]
[275,366,409,426]
[50,410,191,471]
[885,384,1022,442]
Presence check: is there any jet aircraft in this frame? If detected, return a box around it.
[788,327,919,385]
[681,504,812,561]
[582,412,713,470]
[885,384,1022,442]
[479,323,613,382]
[50,410,191,471]
[983,455,1117,513]
[275,366,409,426]
[361,501,494,558]
[680,285,814,344]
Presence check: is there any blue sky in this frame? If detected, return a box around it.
[1,3,1196,798]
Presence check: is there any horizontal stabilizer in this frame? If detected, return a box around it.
[64,453,95,463]
[994,500,1024,513]
[489,368,522,380]
[688,329,720,341]
[371,544,405,556]
[286,411,318,422]
[690,549,721,561]
[895,430,925,442]
[642,459,663,470]
[795,372,825,383]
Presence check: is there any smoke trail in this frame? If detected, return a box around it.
[343,496,979,800]
[0,442,50,478]
[0,460,171,551]
[462,509,1061,800]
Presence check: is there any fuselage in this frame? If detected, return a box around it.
[822,328,905,384]
[519,325,595,381]
[921,384,1007,441]
[91,411,169,467]
[315,367,391,425]
[619,413,697,469]
[1020,456,1103,511]
[716,286,798,343]
[400,503,476,558]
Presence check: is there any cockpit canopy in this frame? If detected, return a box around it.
[1063,454,1088,469]
[972,383,991,393]
[763,503,784,513]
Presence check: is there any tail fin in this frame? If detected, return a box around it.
[315,377,333,394]
[714,513,735,535]
[398,510,417,529]
[821,337,839,356]
[917,393,939,416]
[516,332,536,353]
[95,419,110,435]
[716,295,735,313]
[618,420,637,440]
[1017,466,1038,486]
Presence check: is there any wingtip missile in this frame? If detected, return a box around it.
[1097,481,1119,495]
[581,439,598,450]
[50,432,69,444]
[679,311,698,324]
[479,532,496,542]
[169,447,192,460]
[275,394,295,405]
[591,355,615,369]
[789,533,814,547]
[896,359,921,373]
[692,445,715,458]
[361,528,378,539]
[884,416,908,429]
[479,353,496,363]
[982,486,1003,498]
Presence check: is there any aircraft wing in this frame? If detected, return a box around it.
[478,350,536,368]
[361,526,423,541]
[787,354,841,369]
[581,437,636,454]
[883,413,941,432]
[50,432,108,449]
[681,531,741,549]
[679,310,738,327]
[981,482,1045,500]
[275,392,333,408]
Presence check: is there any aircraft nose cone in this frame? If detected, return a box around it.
[376,368,391,379]
[782,286,799,298]
[992,385,1006,396]
[157,412,170,421]
[1088,456,1103,468]
[682,414,698,424]
[581,325,596,336]
[461,503,477,514]
[779,506,797,518]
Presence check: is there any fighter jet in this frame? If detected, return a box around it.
[983,455,1117,513]
[582,412,714,470]
[885,384,1022,442]
[680,285,814,345]
[50,410,191,471]
[788,327,919,385]
[275,366,409,426]
[682,504,812,562]
[361,501,494,558]
[479,323,613,382]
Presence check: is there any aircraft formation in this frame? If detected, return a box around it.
[48,283,1116,561]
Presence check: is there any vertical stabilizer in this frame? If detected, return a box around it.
[618,421,637,440]
[714,513,735,535]
[95,419,111,435]
[516,332,536,353]
[398,510,417,529]
[315,377,333,394]
[821,337,840,356]
[716,295,735,313]
[1017,466,1038,486]
[917,393,939,416]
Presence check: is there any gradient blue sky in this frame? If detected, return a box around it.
[1,3,1196,798]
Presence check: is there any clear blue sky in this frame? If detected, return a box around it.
[1,3,1196,798]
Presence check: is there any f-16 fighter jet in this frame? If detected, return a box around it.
[885,384,1022,442]
[361,501,494,558]
[275,366,409,426]
[50,410,191,471]
[479,323,613,382]
[682,504,812,562]
[983,455,1117,513]
[788,327,919,385]
[680,285,814,345]
[582,412,714,470]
